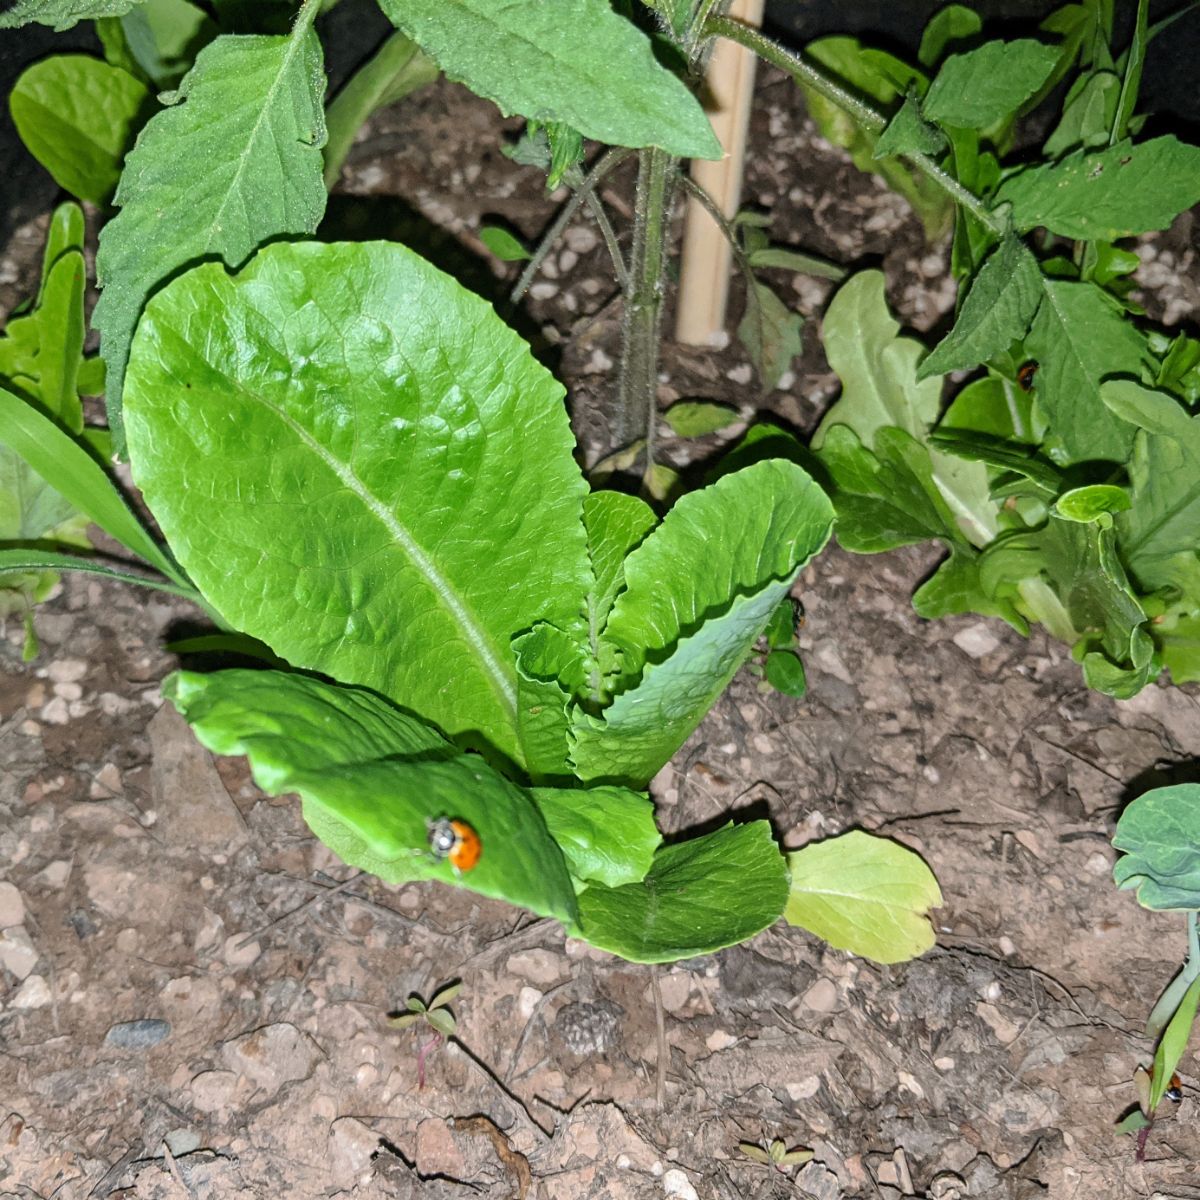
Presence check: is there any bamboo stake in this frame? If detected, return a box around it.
[674,0,765,346]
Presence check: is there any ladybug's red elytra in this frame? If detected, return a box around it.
[1017,361,1038,391]
[427,816,482,873]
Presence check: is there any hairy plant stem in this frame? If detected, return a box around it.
[616,146,676,457]
[510,147,632,306]
[706,15,1006,237]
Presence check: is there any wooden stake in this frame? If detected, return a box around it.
[674,0,765,346]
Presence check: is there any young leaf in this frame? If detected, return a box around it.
[425,1008,456,1038]
[923,40,1059,130]
[1043,70,1120,156]
[873,91,946,160]
[479,225,531,262]
[663,400,740,437]
[1151,976,1200,1110]
[765,650,807,698]
[165,669,580,924]
[571,460,834,785]
[117,0,217,88]
[10,56,150,205]
[0,384,183,585]
[124,241,590,768]
[428,981,461,1010]
[995,137,1200,241]
[1025,280,1144,464]
[0,0,143,27]
[530,784,660,888]
[918,4,982,68]
[582,491,657,664]
[917,236,1043,379]
[375,0,721,161]
[573,822,789,962]
[737,279,802,392]
[785,830,941,964]
[94,26,328,447]
[1113,784,1200,911]
[513,622,588,780]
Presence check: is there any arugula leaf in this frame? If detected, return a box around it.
[124,240,590,770]
[786,830,941,964]
[918,236,1043,379]
[10,56,151,205]
[573,822,789,962]
[94,26,328,449]
[375,0,720,160]
[923,39,1060,130]
[0,0,143,27]
[1025,280,1145,464]
[996,137,1200,241]
[165,670,579,924]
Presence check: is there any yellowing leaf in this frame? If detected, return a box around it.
[785,830,941,963]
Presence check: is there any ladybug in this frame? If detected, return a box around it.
[1166,1073,1184,1104]
[426,816,482,873]
[1017,361,1038,391]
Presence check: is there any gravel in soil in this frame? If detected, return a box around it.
[3,66,1200,1200]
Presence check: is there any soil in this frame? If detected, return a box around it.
[3,48,1200,1200]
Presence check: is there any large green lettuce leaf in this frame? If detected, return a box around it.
[165,670,578,924]
[124,240,590,768]
[95,26,327,447]
[375,0,720,160]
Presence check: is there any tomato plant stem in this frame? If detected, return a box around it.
[706,15,1005,237]
[617,146,675,458]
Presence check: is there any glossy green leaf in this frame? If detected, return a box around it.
[479,225,531,262]
[124,240,590,768]
[1055,481,1131,521]
[573,822,788,962]
[923,40,1059,129]
[663,400,740,437]
[765,649,806,697]
[917,237,1043,380]
[1113,784,1200,911]
[530,783,660,888]
[512,622,588,781]
[1151,975,1200,1110]
[996,136,1200,241]
[376,0,720,160]
[785,830,941,964]
[1025,280,1143,464]
[0,0,142,27]
[571,460,834,785]
[10,56,150,205]
[95,26,328,447]
[165,669,579,924]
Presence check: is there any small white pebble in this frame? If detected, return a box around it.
[725,363,753,385]
[10,974,51,1009]
[40,697,70,725]
[529,281,558,301]
[663,1167,699,1200]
